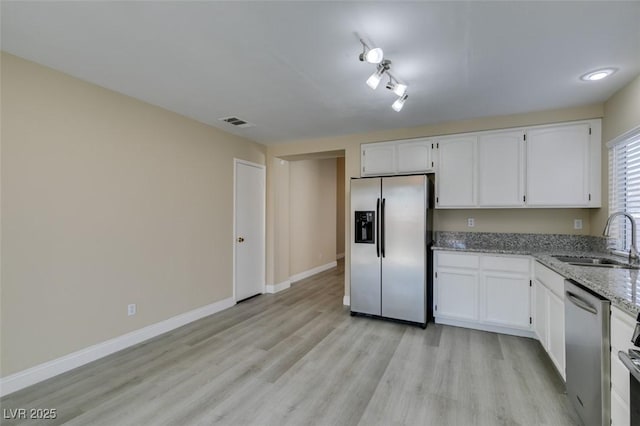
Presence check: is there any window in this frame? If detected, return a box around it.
[608,125,640,253]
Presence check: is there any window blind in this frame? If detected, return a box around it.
[608,126,640,253]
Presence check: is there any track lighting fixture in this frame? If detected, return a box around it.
[366,60,391,90]
[359,39,384,64]
[391,93,408,112]
[358,39,409,111]
[385,77,407,97]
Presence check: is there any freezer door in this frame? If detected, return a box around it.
[350,178,382,316]
[381,175,427,323]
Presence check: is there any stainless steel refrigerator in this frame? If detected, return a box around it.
[350,174,434,327]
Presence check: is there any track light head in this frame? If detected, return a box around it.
[359,40,384,64]
[391,93,408,112]
[386,80,407,97]
[366,72,383,90]
[364,47,384,64]
[366,60,391,90]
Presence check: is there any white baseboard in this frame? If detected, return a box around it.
[434,317,536,339]
[0,297,235,397]
[265,280,291,294]
[289,261,337,283]
[267,262,339,294]
[343,295,350,306]
[336,253,345,260]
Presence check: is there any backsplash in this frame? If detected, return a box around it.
[434,231,610,253]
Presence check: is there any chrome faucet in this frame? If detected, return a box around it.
[603,212,639,264]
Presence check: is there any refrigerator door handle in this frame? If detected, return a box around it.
[376,198,380,258]
[381,198,386,258]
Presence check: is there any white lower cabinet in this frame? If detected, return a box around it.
[533,279,548,344]
[434,251,532,336]
[610,306,636,426]
[436,269,479,321]
[435,253,634,425]
[547,290,565,378]
[532,261,566,380]
[483,272,530,328]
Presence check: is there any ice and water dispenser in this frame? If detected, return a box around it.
[354,211,375,244]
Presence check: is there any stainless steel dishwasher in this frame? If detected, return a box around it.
[564,279,610,426]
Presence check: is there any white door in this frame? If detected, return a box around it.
[533,280,548,345]
[361,143,396,176]
[234,160,265,302]
[547,290,566,379]
[436,136,477,207]
[435,269,479,321]
[396,140,433,173]
[477,130,525,207]
[482,272,530,328]
[526,123,591,207]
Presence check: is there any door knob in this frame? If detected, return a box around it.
[237,237,245,243]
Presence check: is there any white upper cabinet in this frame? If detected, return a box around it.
[361,138,433,177]
[526,122,596,207]
[477,130,525,207]
[397,140,433,173]
[361,142,396,176]
[436,136,476,207]
[360,119,601,208]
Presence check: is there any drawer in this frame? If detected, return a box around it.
[482,255,530,274]
[436,252,480,269]
[534,262,565,299]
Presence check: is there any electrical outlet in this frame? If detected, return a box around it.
[127,304,137,316]
[574,219,583,230]
[467,218,475,228]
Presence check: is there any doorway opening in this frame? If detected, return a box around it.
[277,150,346,296]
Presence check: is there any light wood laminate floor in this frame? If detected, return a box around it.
[1,260,579,425]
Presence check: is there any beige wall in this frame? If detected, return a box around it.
[267,158,291,287]
[0,53,266,376]
[289,159,336,276]
[266,103,604,295]
[591,74,640,234]
[435,209,593,235]
[336,157,345,257]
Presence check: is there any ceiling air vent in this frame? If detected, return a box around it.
[219,116,255,128]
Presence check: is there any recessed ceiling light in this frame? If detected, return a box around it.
[580,68,616,81]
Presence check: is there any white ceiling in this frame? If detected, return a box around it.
[2,1,640,145]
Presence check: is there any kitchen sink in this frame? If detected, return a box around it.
[551,255,640,269]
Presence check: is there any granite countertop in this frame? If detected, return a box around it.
[432,231,640,318]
